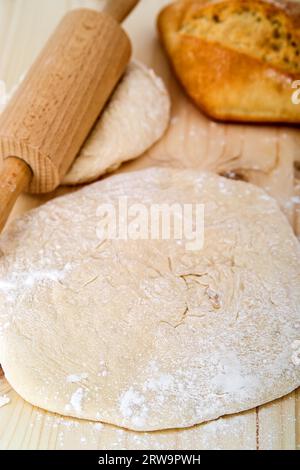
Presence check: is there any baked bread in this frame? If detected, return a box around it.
[158,0,300,123]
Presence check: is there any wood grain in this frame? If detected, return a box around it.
[103,0,140,23]
[0,157,32,232]
[0,0,299,450]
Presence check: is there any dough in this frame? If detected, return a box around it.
[62,61,170,185]
[0,62,170,186]
[0,168,299,431]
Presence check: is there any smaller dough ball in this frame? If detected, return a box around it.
[63,61,171,185]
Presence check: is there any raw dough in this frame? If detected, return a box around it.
[62,61,170,185]
[0,168,299,431]
[0,62,170,186]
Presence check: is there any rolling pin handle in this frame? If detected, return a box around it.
[0,158,32,232]
[103,0,140,23]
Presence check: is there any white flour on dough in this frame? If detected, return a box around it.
[0,168,299,431]
[63,61,170,185]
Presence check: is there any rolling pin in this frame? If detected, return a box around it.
[0,0,139,232]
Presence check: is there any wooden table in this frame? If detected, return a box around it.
[0,0,299,450]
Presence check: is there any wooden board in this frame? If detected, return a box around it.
[0,0,299,450]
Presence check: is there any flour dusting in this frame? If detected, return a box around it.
[66,373,88,383]
[144,373,174,392]
[0,395,10,408]
[0,167,299,431]
[67,388,84,414]
[119,387,148,428]
[0,269,67,299]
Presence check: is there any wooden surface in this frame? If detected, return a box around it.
[0,0,299,450]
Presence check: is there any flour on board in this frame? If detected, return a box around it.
[0,395,10,408]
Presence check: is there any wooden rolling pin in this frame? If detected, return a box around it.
[0,0,139,232]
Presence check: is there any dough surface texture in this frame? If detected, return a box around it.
[0,168,299,431]
[62,61,170,185]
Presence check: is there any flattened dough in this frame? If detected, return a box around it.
[62,61,170,185]
[0,168,299,431]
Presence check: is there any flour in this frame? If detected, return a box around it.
[0,322,10,337]
[0,269,67,299]
[119,388,148,427]
[144,374,174,392]
[0,395,10,408]
[212,354,259,395]
[66,373,88,384]
[66,388,84,414]
[119,388,145,419]
[0,168,299,431]
[0,63,170,188]
[62,61,170,185]
[94,423,104,431]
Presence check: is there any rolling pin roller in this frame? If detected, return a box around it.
[0,0,139,232]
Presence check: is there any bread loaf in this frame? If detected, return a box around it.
[158,0,300,123]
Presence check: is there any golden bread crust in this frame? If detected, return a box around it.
[158,0,300,123]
